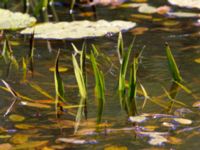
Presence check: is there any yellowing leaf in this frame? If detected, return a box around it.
[167,136,182,145]
[131,27,149,35]
[15,124,35,130]
[0,143,12,150]
[49,66,68,73]
[192,101,200,108]
[131,14,153,20]
[14,141,48,150]
[173,118,192,125]
[143,126,159,131]
[0,135,11,139]
[21,101,51,109]
[79,12,95,17]
[9,114,25,122]
[10,134,30,144]
[42,147,54,150]
[194,58,200,63]
[104,145,128,150]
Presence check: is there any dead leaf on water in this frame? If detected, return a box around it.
[79,12,95,17]
[120,3,146,8]
[143,125,159,131]
[10,133,31,144]
[131,27,149,35]
[104,145,128,150]
[20,101,51,109]
[161,20,180,26]
[194,58,200,64]
[192,101,200,108]
[9,114,25,122]
[131,14,153,20]
[15,123,35,130]
[132,0,147,2]
[156,6,171,15]
[180,45,200,51]
[42,146,54,150]
[0,143,12,150]
[167,136,182,145]
[14,141,48,150]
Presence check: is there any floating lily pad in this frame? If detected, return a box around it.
[148,135,168,146]
[138,4,157,14]
[129,115,147,123]
[56,138,97,144]
[0,9,36,30]
[168,0,200,9]
[21,20,136,40]
[167,12,200,18]
[173,118,192,125]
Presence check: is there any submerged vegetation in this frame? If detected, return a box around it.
[0,0,200,149]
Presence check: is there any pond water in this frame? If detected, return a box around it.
[0,0,200,149]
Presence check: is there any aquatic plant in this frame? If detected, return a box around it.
[72,44,88,133]
[127,57,139,116]
[2,36,19,77]
[165,43,182,83]
[118,32,135,109]
[90,48,105,124]
[72,44,87,99]
[54,50,65,115]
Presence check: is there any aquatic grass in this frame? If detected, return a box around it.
[2,36,19,77]
[2,0,9,8]
[117,32,124,64]
[28,31,35,76]
[1,80,19,116]
[23,0,30,13]
[49,0,59,21]
[165,43,182,83]
[127,56,139,116]
[118,35,135,109]
[140,83,150,110]
[90,49,105,124]
[29,82,54,100]
[22,57,27,82]
[72,43,88,134]
[70,0,76,14]
[72,45,87,99]
[54,50,65,115]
